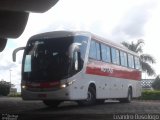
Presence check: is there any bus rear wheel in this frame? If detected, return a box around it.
[78,86,96,106]
[119,87,132,103]
[43,100,61,107]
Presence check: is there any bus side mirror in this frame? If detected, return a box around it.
[69,43,81,71]
[73,51,82,71]
[74,51,79,71]
[12,47,25,62]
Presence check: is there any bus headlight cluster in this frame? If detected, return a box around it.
[22,85,26,89]
[60,80,75,88]
[61,84,67,88]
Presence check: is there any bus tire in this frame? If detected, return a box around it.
[43,100,61,108]
[96,99,105,104]
[119,87,132,103]
[78,86,96,106]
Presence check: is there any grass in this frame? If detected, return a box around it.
[8,93,21,97]
[140,90,160,100]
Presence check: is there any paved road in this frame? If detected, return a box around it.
[0,97,160,120]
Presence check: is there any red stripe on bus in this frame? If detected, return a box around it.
[86,61,141,80]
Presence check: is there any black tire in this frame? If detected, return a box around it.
[96,99,105,104]
[43,100,61,107]
[119,87,132,103]
[78,87,96,106]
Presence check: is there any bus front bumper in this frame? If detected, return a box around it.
[21,88,71,100]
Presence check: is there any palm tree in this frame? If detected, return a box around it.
[122,39,156,76]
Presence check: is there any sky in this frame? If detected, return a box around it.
[0,0,160,92]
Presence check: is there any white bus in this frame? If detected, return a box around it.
[13,31,141,107]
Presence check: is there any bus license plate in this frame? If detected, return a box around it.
[38,94,47,98]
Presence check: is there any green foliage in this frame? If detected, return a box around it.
[152,76,160,90]
[122,39,144,53]
[0,80,11,96]
[140,90,160,100]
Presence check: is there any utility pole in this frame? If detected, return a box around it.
[10,69,12,84]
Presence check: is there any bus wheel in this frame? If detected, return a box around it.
[119,87,132,103]
[78,86,96,106]
[43,100,61,108]
[96,99,105,104]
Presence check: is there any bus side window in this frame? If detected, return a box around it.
[89,40,96,59]
[135,56,140,70]
[95,42,101,60]
[120,51,127,67]
[89,40,101,60]
[74,35,88,61]
[101,44,111,63]
[111,48,120,65]
[128,54,135,68]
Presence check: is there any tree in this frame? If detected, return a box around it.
[152,75,160,90]
[122,39,156,76]
[0,79,11,96]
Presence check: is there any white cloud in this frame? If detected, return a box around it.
[0,47,21,91]
[112,0,157,41]
[143,2,160,78]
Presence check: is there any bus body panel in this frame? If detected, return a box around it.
[22,76,141,100]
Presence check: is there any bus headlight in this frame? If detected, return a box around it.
[60,80,75,88]
[60,84,67,88]
[22,85,26,89]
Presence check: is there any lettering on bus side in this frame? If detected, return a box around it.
[100,67,113,73]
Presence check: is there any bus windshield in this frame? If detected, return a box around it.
[22,35,88,82]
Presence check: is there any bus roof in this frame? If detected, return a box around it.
[29,31,139,57]
[30,31,90,40]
